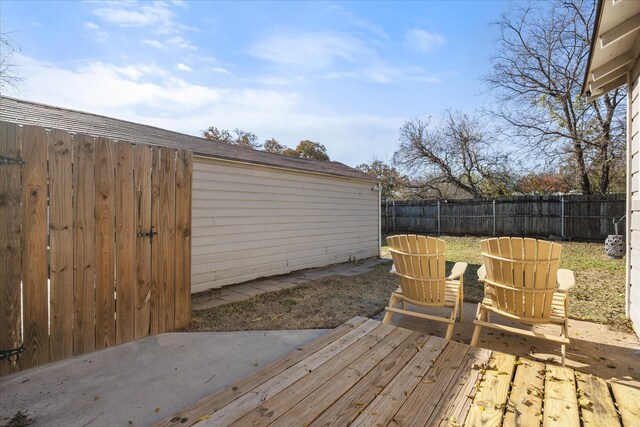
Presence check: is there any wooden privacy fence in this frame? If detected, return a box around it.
[382,194,626,241]
[0,121,192,376]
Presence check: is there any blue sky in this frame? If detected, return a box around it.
[2,0,513,167]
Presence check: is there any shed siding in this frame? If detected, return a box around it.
[191,157,379,293]
[629,68,640,337]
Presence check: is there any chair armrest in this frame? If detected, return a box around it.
[448,262,468,280]
[389,264,396,275]
[477,264,486,283]
[557,269,575,293]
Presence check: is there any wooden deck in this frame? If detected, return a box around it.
[158,317,640,427]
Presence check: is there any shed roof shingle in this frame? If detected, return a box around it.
[0,97,376,182]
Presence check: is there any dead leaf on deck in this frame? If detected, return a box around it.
[578,397,593,409]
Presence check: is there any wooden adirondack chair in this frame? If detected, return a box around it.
[383,235,467,340]
[470,237,575,365]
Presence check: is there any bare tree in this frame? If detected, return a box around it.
[394,112,514,198]
[486,0,625,195]
[0,31,22,94]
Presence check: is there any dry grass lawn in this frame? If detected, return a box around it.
[191,236,629,332]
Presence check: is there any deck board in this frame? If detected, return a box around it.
[270,327,413,426]
[464,352,516,427]
[611,381,640,427]
[575,371,620,427]
[235,323,402,426]
[543,364,580,427]
[390,340,471,426]
[348,335,447,427]
[158,318,640,427]
[503,358,545,427]
[309,331,429,427]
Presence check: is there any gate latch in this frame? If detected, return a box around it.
[0,346,25,361]
[0,155,24,166]
[137,226,158,240]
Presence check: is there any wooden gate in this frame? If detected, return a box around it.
[0,121,192,376]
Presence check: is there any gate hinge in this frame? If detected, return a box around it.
[0,346,25,361]
[0,155,24,166]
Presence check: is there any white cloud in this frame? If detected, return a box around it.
[12,53,401,165]
[209,67,231,75]
[249,30,440,85]
[92,2,175,29]
[166,35,196,50]
[404,29,446,53]
[143,39,166,49]
[249,32,369,70]
[143,36,196,50]
[84,21,100,31]
[83,21,108,39]
[176,63,193,72]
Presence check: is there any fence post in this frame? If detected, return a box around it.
[392,200,396,233]
[560,196,565,239]
[492,199,496,236]
[437,200,441,235]
[383,199,387,233]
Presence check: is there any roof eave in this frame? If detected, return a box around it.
[582,0,606,97]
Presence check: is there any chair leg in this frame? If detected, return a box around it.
[561,320,569,367]
[446,302,459,340]
[382,294,398,324]
[445,323,454,340]
[459,283,464,322]
[470,304,483,346]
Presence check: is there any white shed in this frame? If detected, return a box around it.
[583,0,640,337]
[0,97,380,293]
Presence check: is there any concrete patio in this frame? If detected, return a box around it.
[0,329,328,426]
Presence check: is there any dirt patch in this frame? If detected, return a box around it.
[1,411,35,427]
[190,262,397,332]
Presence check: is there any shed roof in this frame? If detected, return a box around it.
[582,0,640,101]
[0,96,377,182]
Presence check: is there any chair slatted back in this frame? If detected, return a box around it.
[481,237,561,319]
[387,235,447,304]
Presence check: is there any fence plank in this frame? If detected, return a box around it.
[73,134,96,355]
[174,149,192,329]
[115,141,136,345]
[134,144,153,339]
[94,138,116,350]
[150,147,161,335]
[0,122,22,376]
[49,128,74,361]
[20,125,49,370]
[158,147,176,332]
